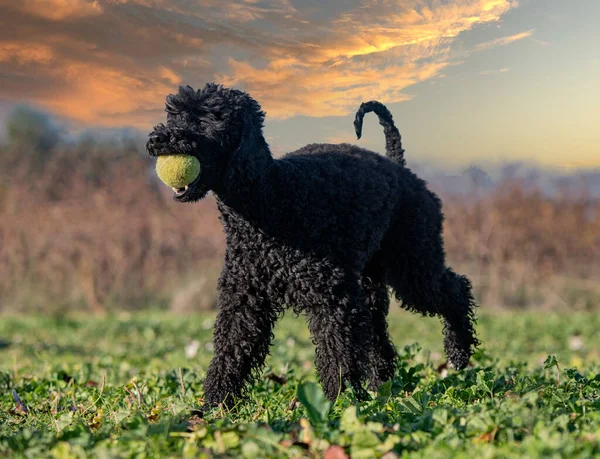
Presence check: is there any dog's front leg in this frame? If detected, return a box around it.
[203,274,278,409]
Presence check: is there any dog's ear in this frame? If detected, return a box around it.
[165,86,196,115]
[226,99,270,182]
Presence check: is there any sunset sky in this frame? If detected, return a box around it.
[0,0,598,168]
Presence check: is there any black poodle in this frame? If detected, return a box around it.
[147,83,478,407]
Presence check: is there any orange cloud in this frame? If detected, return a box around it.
[0,40,173,128]
[19,0,103,20]
[0,43,54,65]
[159,67,183,85]
[0,0,520,127]
[475,29,535,51]
[480,67,511,75]
[112,0,297,23]
[48,63,174,124]
[220,58,446,118]
[219,0,517,118]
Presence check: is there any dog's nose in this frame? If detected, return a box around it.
[149,132,168,144]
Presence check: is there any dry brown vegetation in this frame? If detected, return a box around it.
[1,141,599,313]
[442,184,600,310]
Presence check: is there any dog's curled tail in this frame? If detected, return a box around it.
[354,101,405,166]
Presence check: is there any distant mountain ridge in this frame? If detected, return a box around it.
[410,162,600,198]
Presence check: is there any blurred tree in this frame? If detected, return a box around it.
[2,105,62,176]
[7,106,60,152]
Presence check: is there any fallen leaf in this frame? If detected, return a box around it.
[324,445,349,459]
[12,389,28,414]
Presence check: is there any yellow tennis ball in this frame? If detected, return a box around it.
[155,155,201,188]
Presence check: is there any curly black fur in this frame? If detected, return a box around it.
[147,83,479,407]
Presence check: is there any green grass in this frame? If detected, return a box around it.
[1,311,600,458]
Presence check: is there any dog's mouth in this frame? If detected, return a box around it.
[171,173,208,203]
[172,185,189,196]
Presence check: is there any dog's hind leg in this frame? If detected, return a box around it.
[383,197,479,370]
[437,268,479,370]
[387,260,479,370]
[362,259,397,390]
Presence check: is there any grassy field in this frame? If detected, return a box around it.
[1,311,600,458]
